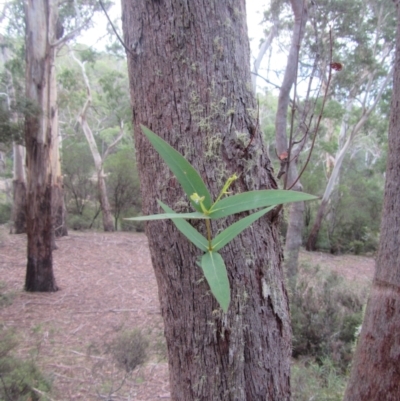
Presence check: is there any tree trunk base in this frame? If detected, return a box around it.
[25,256,59,292]
[343,282,400,401]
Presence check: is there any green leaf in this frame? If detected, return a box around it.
[199,251,230,312]
[212,206,274,251]
[208,190,317,219]
[141,125,213,211]
[158,201,209,252]
[125,211,209,221]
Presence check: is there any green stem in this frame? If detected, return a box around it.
[211,174,238,210]
[205,219,212,251]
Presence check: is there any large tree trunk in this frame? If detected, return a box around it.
[122,1,291,400]
[24,0,58,291]
[343,2,400,399]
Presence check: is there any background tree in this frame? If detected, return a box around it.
[0,2,28,233]
[273,0,308,285]
[66,47,129,232]
[24,0,59,291]
[104,147,141,230]
[302,0,395,250]
[122,0,292,399]
[255,0,395,256]
[343,1,400,399]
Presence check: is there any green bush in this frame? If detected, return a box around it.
[67,213,93,231]
[291,357,346,401]
[119,206,144,232]
[0,282,14,308]
[0,203,11,224]
[290,264,366,372]
[0,326,52,401]
[66,204,102,231]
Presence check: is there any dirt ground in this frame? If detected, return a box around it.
[0,227,376,401]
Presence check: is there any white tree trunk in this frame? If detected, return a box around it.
[71,49,123,232]
[24,0,58,291]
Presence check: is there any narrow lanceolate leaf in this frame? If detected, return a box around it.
[125,211,209,221]
[199,251,230,312]
[141,125,212,211]
[158,201,209,252]
[211,206,274,252]
[208,190,318,219]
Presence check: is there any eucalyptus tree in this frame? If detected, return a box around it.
[256,0,395,256]
[273,0,309,285]
[0,1,27,233]
[24,0,62,290]
[343,1,400,399]
[303,0,396,250]
[23,0,109,290]
[122,0,300,399]
[60,47,130,232]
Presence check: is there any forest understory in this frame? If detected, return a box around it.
[0,226,375,400]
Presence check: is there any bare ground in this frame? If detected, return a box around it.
[0,227,375,400]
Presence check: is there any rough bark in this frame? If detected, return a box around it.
[24,0,58,292]
[122,1,291,400]
[343,2,400,399]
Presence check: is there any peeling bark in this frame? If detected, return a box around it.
[24,0,58,292]
[122,1,291,399]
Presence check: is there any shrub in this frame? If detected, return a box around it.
[0,282,14,308]
[0,326,52,401]
[66,204,102,231]
[291,357,346,401]
[107,329,149,373]
[290,264,366,371]
[0,203,11,225]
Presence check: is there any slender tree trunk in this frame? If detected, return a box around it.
[343,2,400,399]
[305,197,328,251]
[305,69,392,251]
[274,0,308,282]
[285,184,304,285]
[251,23,278,92]
[72,49,117,232]
[11,144,26,234]
[97,168,114,232]
[122,1,291,400]
[49,62,67,238]
[24,0,58,292]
